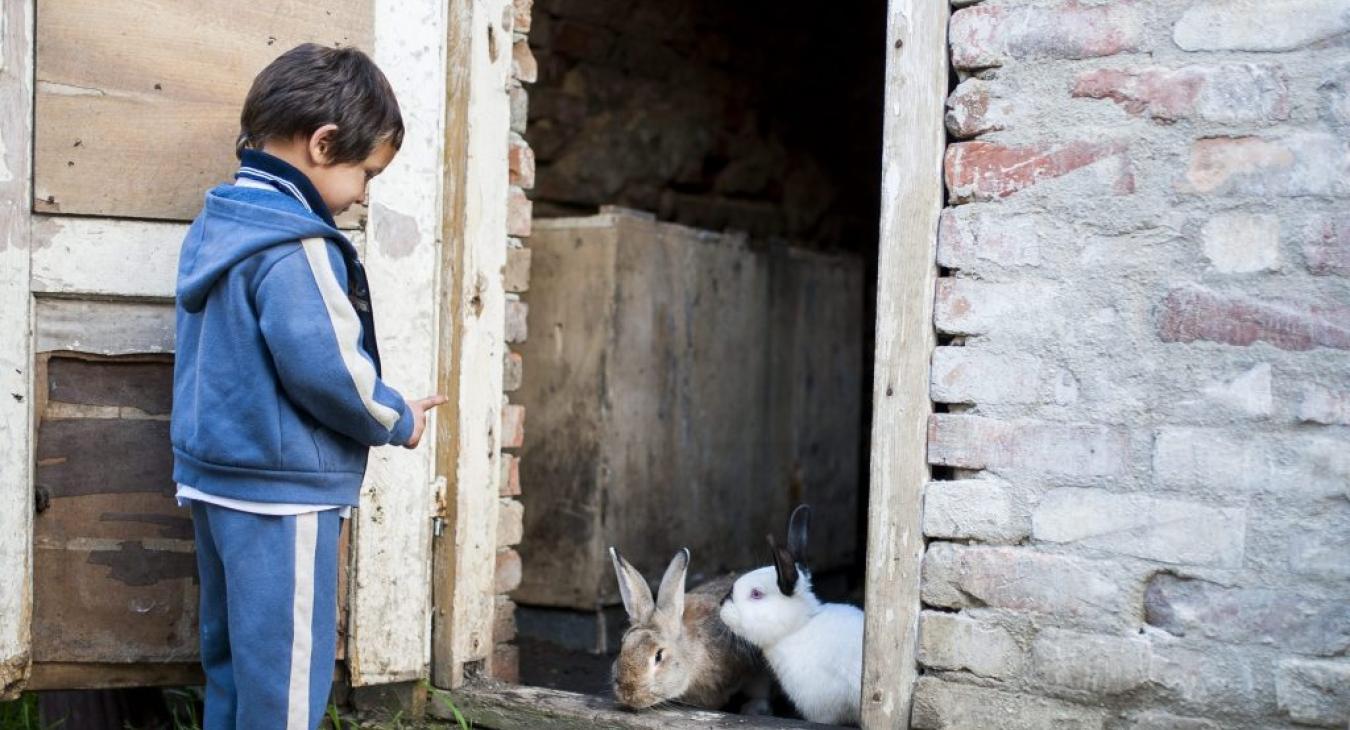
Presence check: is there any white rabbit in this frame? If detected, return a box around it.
[719,505,864,726]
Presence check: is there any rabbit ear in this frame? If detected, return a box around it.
[655,548,690,620]
[768,535,798,596]
[787,504,812,564]
[610,547,655,622]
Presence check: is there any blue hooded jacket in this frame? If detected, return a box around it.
[172,160,414,508]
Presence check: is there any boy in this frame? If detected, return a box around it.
[171,44,443,730]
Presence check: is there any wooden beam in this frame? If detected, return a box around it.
[861,2,948,728]
[27,663,203,691]
[430,0,510,689]
[429,683,827,730]
[0,0,36,700]
[345,0,450,686]
[34,299,175,356]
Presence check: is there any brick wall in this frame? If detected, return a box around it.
[917,1,1350,728]
[489,0,536,685]
[524,0,885,249]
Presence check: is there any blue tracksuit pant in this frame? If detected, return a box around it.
[192,502,341,730]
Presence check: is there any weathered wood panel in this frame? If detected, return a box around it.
[0,0,36,699]
[31,217,184,298]
[516,212,862,609]
[32,358,197,665]
[27,663,202,691]
[34,0,373,221]
[431,683,827,729]
[346,0,459,686]
[35,299,176,357]
[861,2,949,727]
[430,0,512,688]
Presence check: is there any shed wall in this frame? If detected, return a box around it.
[915,1,1350,728]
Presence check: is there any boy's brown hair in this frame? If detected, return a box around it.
[237,43,403,163]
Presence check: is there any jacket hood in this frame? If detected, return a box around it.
[177,184,350,313]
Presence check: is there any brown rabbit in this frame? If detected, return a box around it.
[610,547,766,711]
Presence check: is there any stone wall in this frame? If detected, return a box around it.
[523,0,885,250]
[916,1,1350,728]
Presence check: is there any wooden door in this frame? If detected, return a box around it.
[1,0,455,693]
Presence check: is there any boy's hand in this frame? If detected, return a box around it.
[404,394,448,449]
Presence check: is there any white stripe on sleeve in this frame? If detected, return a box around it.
[298,237,401,431]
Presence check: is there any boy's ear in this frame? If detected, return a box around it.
[308,123,341,166]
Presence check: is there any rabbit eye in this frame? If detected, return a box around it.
[654,649,665,664]
[750,588,764,600]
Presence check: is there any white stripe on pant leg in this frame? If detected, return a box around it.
[288,512,319,730]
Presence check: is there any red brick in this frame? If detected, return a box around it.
[928,414,1128,478]
[501,404,525,449]
[946,78,1010,138]
[1305,215,1350,276]
[950,1,1142,70]
[490,642,520,683]
[494,548,522,594]
[1157,286,1350,352]
[508,138,536,189]
[493,597,518,643]
[507,186,533,237]
[503,350,524,392]
[499,452,521,496]
[1073,64,1289,124]
[505,299,529,343]
[1178,134,1348,197]
[945,140,1133,203]
[934,278,1046,336]
[512,39,538,84]
[512,0,532,34]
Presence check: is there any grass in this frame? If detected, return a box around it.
[0,694,60,730]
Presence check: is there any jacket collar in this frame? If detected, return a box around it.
[236,149,336,228]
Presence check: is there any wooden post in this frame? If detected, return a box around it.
[430,0,511,689]
[345,0,452,686]
[0,0,36,699]
[861,1,948,728]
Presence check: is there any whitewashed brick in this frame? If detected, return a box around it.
[1153,428,1269,493]
[930,348,1044,405]
[1276,658,1350,727]
[1201,213,1280,273]
[912,677,1106,730]
[1298,385,1350,425]
[930,415,1128,479]
[1123,712,1222,730]
[1032,628,1151,694]
[1174,0,1350,52]
[1144,573,1350,656]
[922,543,1127,625]
[1201,363,1272,417]
[1033,488,1246,567]
[938,206,1042,268]
[919,611,1023,679]
[924,479,1029,544]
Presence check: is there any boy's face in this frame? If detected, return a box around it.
[309,139,397,216]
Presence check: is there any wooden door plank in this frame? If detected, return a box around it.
[33,0,373,221]
[344,0,454,686]
[430,0,512,688]
[0,0,36,699]
[860,2,949,728]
